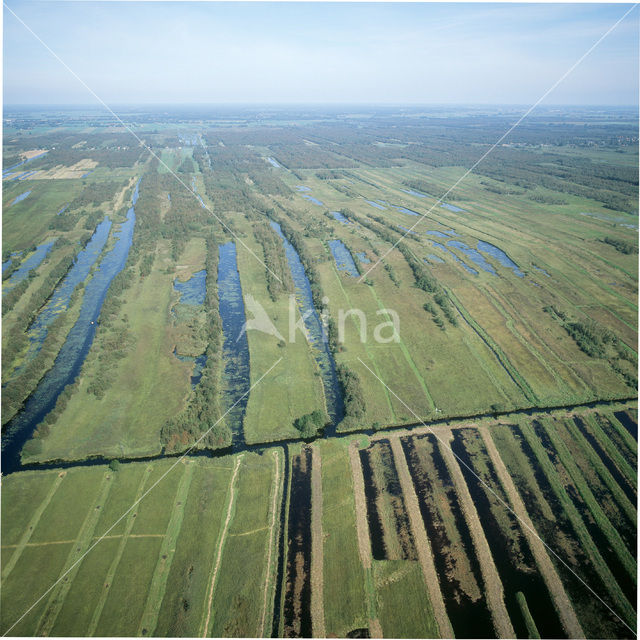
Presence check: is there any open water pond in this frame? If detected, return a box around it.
[174,269,206,306]
[447,240,496,275]
[2,182,139,473]
[440,202,466,213]
[267,157,281,168]
[328,240,359,277]
[425,255,445,264]
[401,188,428,198]
[477,241,524,277]
[3,241,55,293]
[365,200,386,210]
[356,252,371,264]
[2,251,22,273]
[2,151,47,178]
[430,241,478,275]
[301,194,324,206]
[191,176,206,209]
[295,185,312,192]
[391,205,420,216]
[330,211,349,224]
[174,349,207,389]
[270,221,344,426]
[11,191,31,206]
[531,265,550,277]
[218,242,251,446]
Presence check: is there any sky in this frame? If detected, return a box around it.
[3,2,639,105]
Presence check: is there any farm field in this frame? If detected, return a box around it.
[1,406,636,637]
[1,105,637,637]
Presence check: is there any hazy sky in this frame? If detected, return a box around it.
[3,2,639,105]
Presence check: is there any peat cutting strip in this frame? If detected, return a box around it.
[282,446,313,638]
[400,434,495,638]
[450,428,567,639]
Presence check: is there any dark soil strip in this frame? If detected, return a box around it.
[595,414,637,468]
[371,440,417,561]
[271,446,290,638]
[282,447,313,638]
[358,448,387,560]
[401,434,495,638]
[451,429,566,639]
[573,417,636,507]
[614,410,638,441]
[533,421,637,608]
[511,424,631,639]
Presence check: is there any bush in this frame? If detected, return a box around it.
[293,410,326,438]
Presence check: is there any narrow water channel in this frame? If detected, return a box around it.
[217,242,251,448]
[270,222,344,429]
[1,181,140,473]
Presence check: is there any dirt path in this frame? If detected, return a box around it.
[438,429,515,638]
[200,454,243,637]
[36,471,114,636]
[348,442,383,638]
[137,461,195,636]
[310,445,326,638]
[348,442,372,571]
[2,472,66,581]
[389,437,453,638]
[87,465,153,636]
[257,449,281,638]
[479,426,585,638]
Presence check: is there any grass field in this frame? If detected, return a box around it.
[23,240,191,463]
[2,109,637,638]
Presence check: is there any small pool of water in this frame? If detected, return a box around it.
[401,188,428,198]
[173,349,208,389]
[430,241,478,275]
[398,225,417,235]
[18,171,38,181]
[2,251,22,273]
[3,241,55,292]
[440,202,465,213]
[425,254,445,264]
[477,241,524,277]
[56,204,69,216]
[447,240,496,275]
[191,176,206,209]
[267,157,281,168]
[365,200,386,210]
[531,265,550,277]
[174,269,207,305]
[356,251,371,264]
[328,240,359,277]
[426,230,450,239]
[11,190,31,206]
[330,211,349,224]
[302,194,324,206]
[391,205,420,216]
[295,185,311,192]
